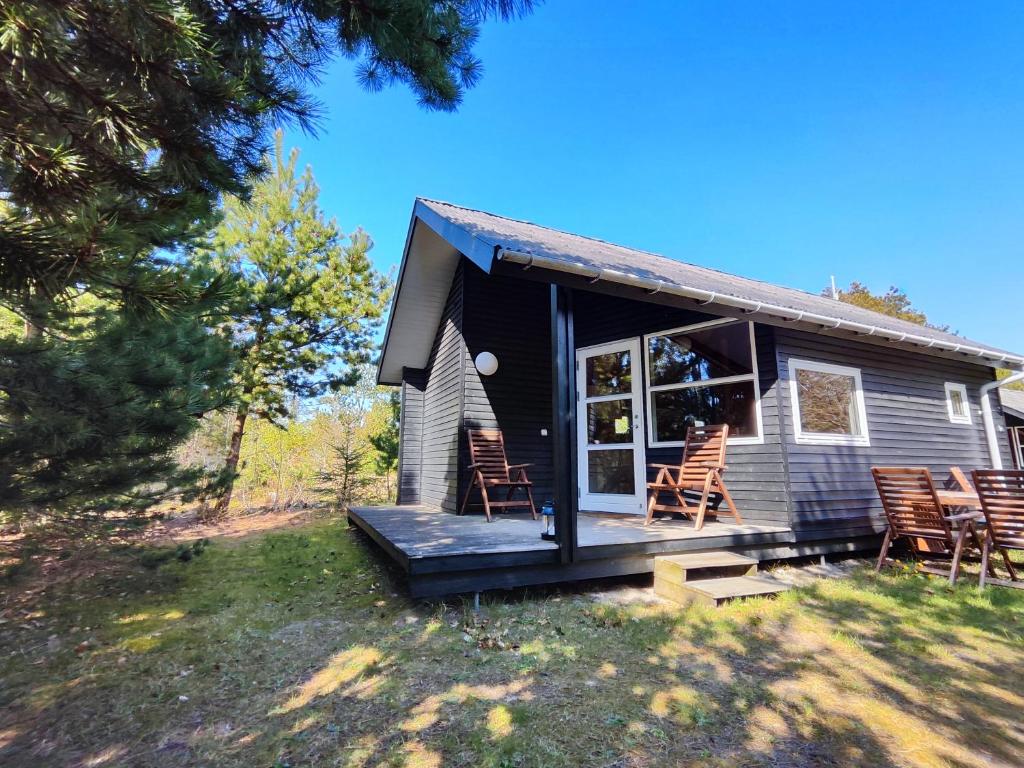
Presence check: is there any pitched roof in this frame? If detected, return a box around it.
[1001,389,1024,421]
[377,198,1024,383]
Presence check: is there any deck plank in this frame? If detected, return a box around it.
[348,506,790,567]
[346,506,834,596]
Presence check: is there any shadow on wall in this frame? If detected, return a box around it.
[794,445,991,538]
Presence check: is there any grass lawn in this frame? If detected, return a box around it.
[2,513,1023,768]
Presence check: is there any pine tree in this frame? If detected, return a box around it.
[202,133,389,516]
[318,435,374,509]
[369,391,401,500]
[1,0,535,310]
[0,1,532,525]
[0,279,234,523]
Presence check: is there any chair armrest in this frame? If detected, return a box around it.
[466,463,480,469]
[698,461,727,469]
[508,463,533,469]
[647,463,676,469]
[944,512,981,523]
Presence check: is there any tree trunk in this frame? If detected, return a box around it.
[212,405,249,517]
[24,318,41,339]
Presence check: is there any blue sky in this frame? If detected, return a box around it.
[281,1,1024,353]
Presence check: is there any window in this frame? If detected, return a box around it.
[944,382,971,425]
[644,319,762,445]
[788,359,870,446]
[1011,426,1024,469]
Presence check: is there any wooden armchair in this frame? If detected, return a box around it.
[871,467,988,585]
[949,466,973,493]
[645,424,742,529]
[972,469,1024,589]
[458,428,537,522]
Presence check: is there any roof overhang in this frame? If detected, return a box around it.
[1001,391,1024,421]
[377,199,1024,385]
[376,200,497,385]
[496,248,1024,369]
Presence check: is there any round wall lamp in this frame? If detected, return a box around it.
[474,351,499,376]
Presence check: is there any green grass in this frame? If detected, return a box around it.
[2,516,1023,768]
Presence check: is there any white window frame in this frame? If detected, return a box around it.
[788,358,870,447]
[944,382,972,425]
[1011,426,1024,469]
[643,318,764,447]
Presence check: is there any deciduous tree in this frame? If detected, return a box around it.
[825,281,948,330]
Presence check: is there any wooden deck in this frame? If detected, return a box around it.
[347,505,796,596]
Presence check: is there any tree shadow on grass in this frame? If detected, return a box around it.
[258,560,1024,768]
[784,571,1024,767]
[223,553,1024,768]
[4,522,1024,768]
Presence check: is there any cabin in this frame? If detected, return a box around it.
[348,199,1024,597]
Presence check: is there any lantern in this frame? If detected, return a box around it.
[540,499,556,541]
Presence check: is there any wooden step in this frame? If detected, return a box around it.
[655,551,758,582]
[655,574,788,607]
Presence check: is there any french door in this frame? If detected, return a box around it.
[575,338,647,514]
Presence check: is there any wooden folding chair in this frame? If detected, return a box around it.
[645,424,742,530]
[871,467,987,585]
[949,466,973,493]
[916,465,977,555]
[458,428,537,522]
[972,469,1024,589]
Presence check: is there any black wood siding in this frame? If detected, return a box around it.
[396,261,1010,542]
[572,291,792,526]
[774,328,1004,540]
[417,264,465,513]
[460,263,554,504]
[396,368,425,504]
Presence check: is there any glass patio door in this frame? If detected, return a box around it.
[575,339,646,514]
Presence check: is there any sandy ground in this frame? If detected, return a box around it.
[0,507,330,620]
[141,506,322,545]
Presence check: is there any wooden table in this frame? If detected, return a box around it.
[913,490,984,561]
[934,488,997,584]
[936,490,982,510]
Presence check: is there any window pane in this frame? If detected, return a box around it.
[648,322,752,387]
[586,351,632,397]
[587,449,635,495]
[586,400,633,444]
[796,369,861,435]
[949,388,966,417]
[651,381,758,442]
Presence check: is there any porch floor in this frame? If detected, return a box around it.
[347,505,793,588]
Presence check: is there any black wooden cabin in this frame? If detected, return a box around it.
[348,199,1023,597]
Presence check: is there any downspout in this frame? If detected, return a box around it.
[980,371,1024,469]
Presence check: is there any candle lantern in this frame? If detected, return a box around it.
[540,499,556,541]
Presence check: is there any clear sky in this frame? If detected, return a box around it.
[281,0,1024,353]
